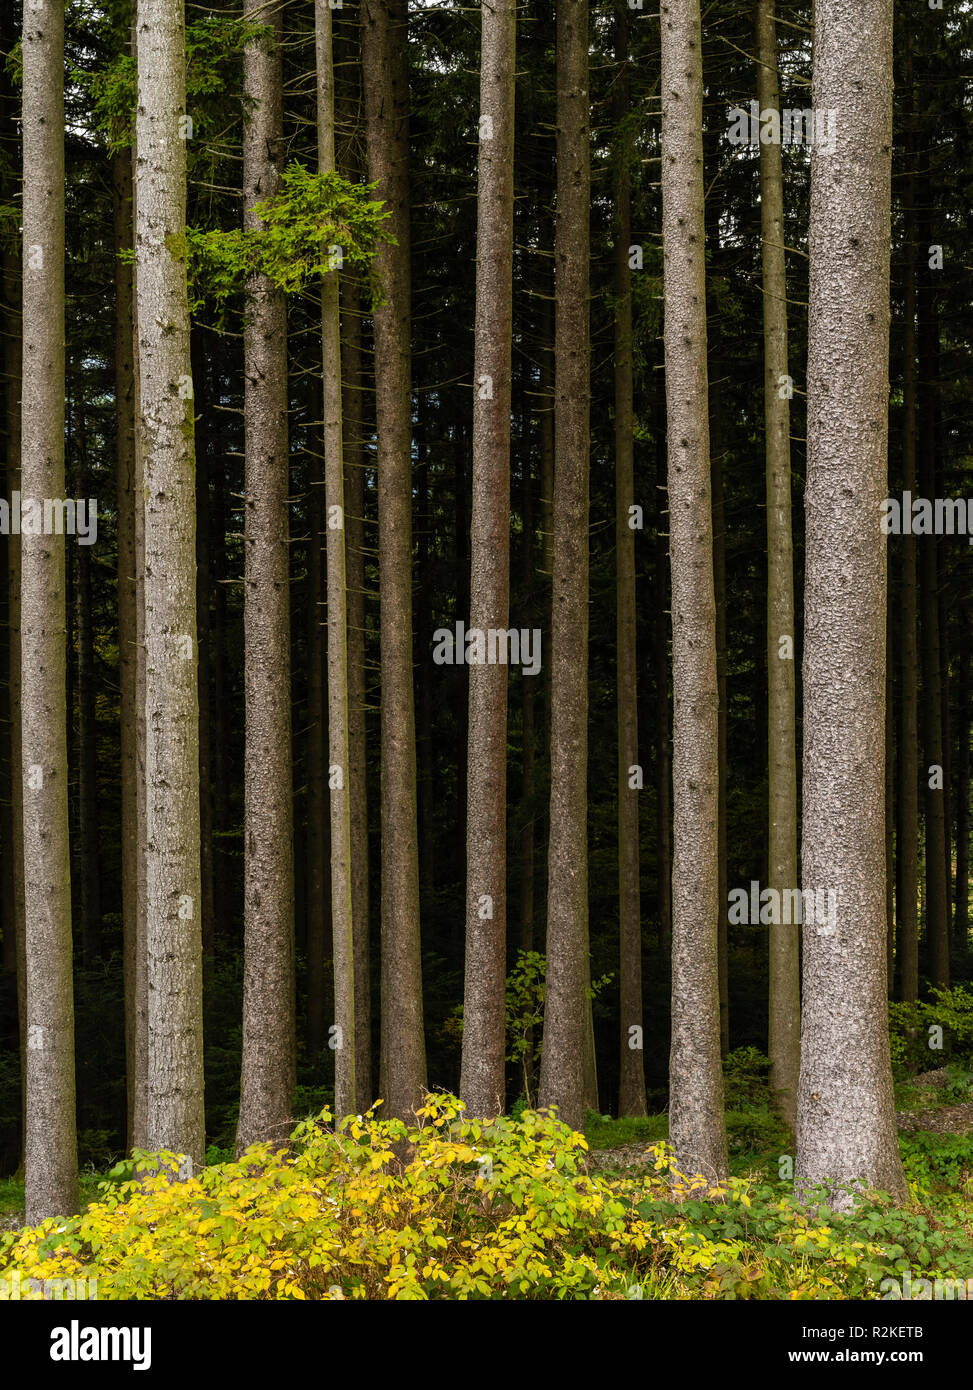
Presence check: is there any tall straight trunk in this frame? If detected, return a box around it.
[130,87,149,1154]
[659,0,727,1182]
[237,0,295,1153]
[136,0,205,1168]
[537,0,590,1134]
[895,45,919,1002]
[757,0,799,1129]
[917,214,949,988]
[361,0,426,1120]
[613,3,646,1119]
[113,146,143,1151]
[316,0,357,1119]
[192,339,216,961]
[305,454,329,1062]
[21,0,78,1220]
[340,267,371,1108]
[795,0,906,1208]
[461,0,515,1121]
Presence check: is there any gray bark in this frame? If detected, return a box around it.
[237,0,296,1153]
[361,0,426,1121]
[461,0,516,1121]
[795,0,906,1209]
[757,0,800,1132]
[538,0,590,1134]
[613,3,646,1119]
[22,0,79,1221]
[316,0,357,1119]
[660,0,727,1183]
[136,0,205,1167]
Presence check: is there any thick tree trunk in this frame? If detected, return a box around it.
[339,267,372,1109]
[537,0,590,1134]
[613,3,646,1120]
[361,0,426,1121]
[461,0,515,1121]
[22,0,79,1220]
[895,73,919,1002]
[316,0,357,1119]
[305,453,329,1064]
[113,146,143,1152]
[795,0,906,1209]
[136,0,205,1168]
[237,0,296,1153]
[757,0,799,1130]
[659,0,727,1183]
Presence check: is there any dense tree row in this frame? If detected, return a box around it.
[0,0,969,1223]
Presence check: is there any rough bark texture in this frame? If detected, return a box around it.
[21,0,79,1221]
[660,0,727,1183]
[757,0,799,1131]
[316,0,357,1119]
[113,146,143,1151]
[362,0,426,1121]
[136,0,205,1167]
[237,0,295,1153]
[460,0,515,1121]
[537,0,590,1135]
[339,267,372,1109]
[895,49,919,1001]
[795,0,906,1209]
[130,92,149,1154]
[613,3,646,1120]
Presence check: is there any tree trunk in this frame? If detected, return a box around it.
[895,47,919,1002]
[112,145,143,1153]
[21,0,79,1220]
[461,0,515,1121]
[659,0,727,1183]
[136,0,205,1169]
[537,0,590,1134]
[757,0,799,1131]
[339,266,372,1109]
[316,0,357,1119]
[613,3,646,1119]
[795,0,906,1209]
[917,187,949,989]
[361,0,426,1121]
[237,0,295,1153]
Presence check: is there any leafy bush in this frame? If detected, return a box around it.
[4,1093,969,1301]
[889,986,973,1072]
